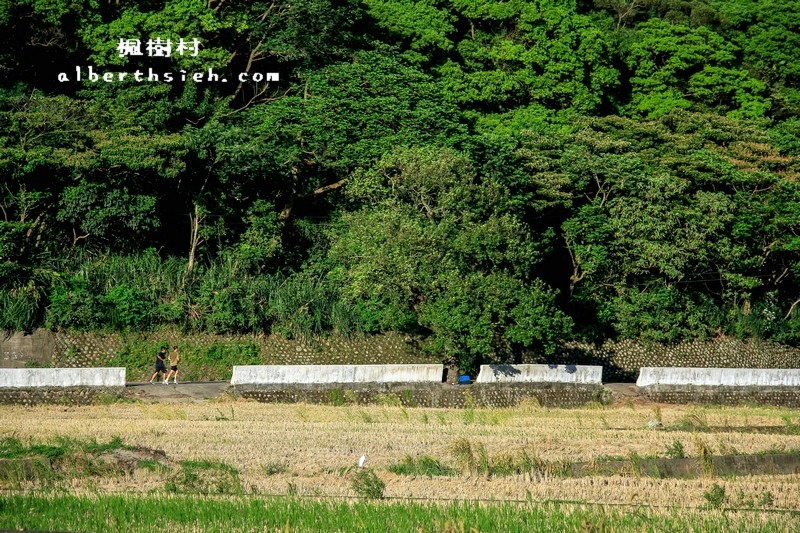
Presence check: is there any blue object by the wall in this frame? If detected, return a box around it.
[459,375,471,384]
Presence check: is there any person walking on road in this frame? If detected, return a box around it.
[165,346,181,384]
[149,346,168,384]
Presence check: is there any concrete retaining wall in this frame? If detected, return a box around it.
[637,367,800,387]
[1,330,54,368]
[231,364,444,385]
[476,364,602,384]
[0,368,126,388]
[636,367,800,407]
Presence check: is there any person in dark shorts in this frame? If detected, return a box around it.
[149,346,168,384]
[165,346,181,384]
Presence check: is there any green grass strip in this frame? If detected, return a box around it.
[0,492,796,532]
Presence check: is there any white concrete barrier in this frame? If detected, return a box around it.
[475,364,603,384]
[637,367,800,387]
[0,367,126,388]
[231,364,444,385]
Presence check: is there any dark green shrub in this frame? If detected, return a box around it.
[387,455,455,477]
[703,483,726,509]
[664,439,685,459]
[351,468,385,500]
[0,288,40,333]
[46,280,103,330]
[167,460,242,495]
[104,284,151,330]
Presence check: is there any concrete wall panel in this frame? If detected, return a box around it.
[1,330,55,368]
[637,367,800,387]
[475,364,603,384]
[231,364,444,385]
[0,368,126,388]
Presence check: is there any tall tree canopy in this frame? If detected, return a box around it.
[2,0,799,371]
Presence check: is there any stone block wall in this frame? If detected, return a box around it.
[548,338,800,382]
[234,383,605,408]
[0,387,124,406]
[46,330,433,368]
[5,329,800,384]
[640,386,800,407]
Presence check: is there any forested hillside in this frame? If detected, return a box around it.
[2,0,799,372]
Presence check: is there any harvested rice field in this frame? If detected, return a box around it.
[1,398,799,531]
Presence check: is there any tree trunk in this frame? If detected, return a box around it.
[187,203,205,274]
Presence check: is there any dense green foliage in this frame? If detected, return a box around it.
[1,0,799,372]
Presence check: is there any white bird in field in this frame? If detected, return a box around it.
[359,454,367,468]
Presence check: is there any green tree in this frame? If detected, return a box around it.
[187,48,464,272]
[714,0,800,115]
[329,145,571,372]
[623,19,770,118]
[437,0,619,114]
[535,112,800,341]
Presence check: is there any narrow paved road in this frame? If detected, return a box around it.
[124,381,232,402]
